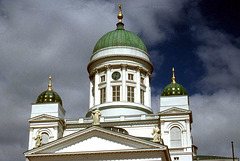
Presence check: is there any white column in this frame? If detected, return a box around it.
[136,66,141,103]
[94,68,100,105]
[105,65,111,102]
[145,72,150,107]
[121,64,127,101]
[28,128,33,150]
[186,119,191,147]
[89,80,93,108]
[146,72,151,107]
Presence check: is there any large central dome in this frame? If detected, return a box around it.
[93,23,148,54]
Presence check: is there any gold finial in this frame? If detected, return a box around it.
[172,68,176,83]
[117,4,123,23]
[48,75,52,91]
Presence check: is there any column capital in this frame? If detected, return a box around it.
[146,71,151,76]
[121,64,127,70]
[135,66,142,72]
[93,68,99,74]
[104,64,111,71]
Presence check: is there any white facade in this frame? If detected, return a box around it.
[25,6,195,161]
[160,95,193,161]
[86,46,153,117]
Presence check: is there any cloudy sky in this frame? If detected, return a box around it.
[0,0,239,160]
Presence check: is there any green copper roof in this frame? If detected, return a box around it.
[36,76,62,106]
[36,90,62,106]
[93,23,148,53]
[161,68,188,96]
[161,82,188,96]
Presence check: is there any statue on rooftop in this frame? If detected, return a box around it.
[35,131,42,148]
[92,108,101,125]
[152,125,161,143]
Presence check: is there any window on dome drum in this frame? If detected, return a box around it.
[41,133,49,144]
[100,75,105,82]
[170,127,182,148]
[100,88,106,104]
[128,74,134,80]
[112,86,120,101]
[140,89,144,104]
[141,77,144,84]
[127,86,134,102]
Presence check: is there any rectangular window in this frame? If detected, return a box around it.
[112,86,120,101]
[100,75,105,82]
[141,77,144,84]
[127,86,134,102]
[100,88,106,104]
[140,89,144,104]
[174,157,179,160]
[128,74,134,80]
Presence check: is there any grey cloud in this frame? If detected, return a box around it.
[195,27,240,92]
[191,90,240,157]
[0,0,190,160]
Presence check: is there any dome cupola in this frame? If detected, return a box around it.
[87,4,153,117]
[161,68,188,96]
[36,76,62,106]
[92,4,148,54]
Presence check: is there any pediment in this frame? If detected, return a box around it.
[56,136,134,153]
[29,114,60,122]
[25,126,167,155]
[160,107,191,115]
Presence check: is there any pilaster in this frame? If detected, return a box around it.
[94,68,100,105]
[121,64,127,101]
[136,66,141,103]
[105,65,111,102]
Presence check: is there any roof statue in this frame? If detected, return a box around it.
[92,108,101,126]
[34,131,42,148]
[152,125,161,143]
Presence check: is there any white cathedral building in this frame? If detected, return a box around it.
[24,5,237,161]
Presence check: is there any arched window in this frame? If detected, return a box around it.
[170,127,182,148]
[41,133,49,144]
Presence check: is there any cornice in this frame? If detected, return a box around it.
[87,55,153,74]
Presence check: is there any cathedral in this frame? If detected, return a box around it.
[24,5,237,161]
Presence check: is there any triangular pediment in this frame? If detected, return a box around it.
[25,126,167,155]
[29,114,60,122]
[56,136,134,153]
[160,107,191,115]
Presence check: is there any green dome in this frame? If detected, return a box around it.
[161,68,188,96]
[36,90,62,106]
[93,23,148,53]
[161,82,188,96]
[36,76,62,106]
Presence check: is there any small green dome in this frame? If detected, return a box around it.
[161,68,188,96]
[36,90,62,106]
[161,82,188,96]
[93,23,148,53]
[36,76,63,106]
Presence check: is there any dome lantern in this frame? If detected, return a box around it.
[92,4,148,54]
[36,76,62,106]
[161,68,188,96]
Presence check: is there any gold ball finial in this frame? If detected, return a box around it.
[48,75,52,91]
[172,68,176,83]
[117,4,123,23]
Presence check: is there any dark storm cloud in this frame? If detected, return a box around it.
[0,0,191,160]
[1,0,239,160]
